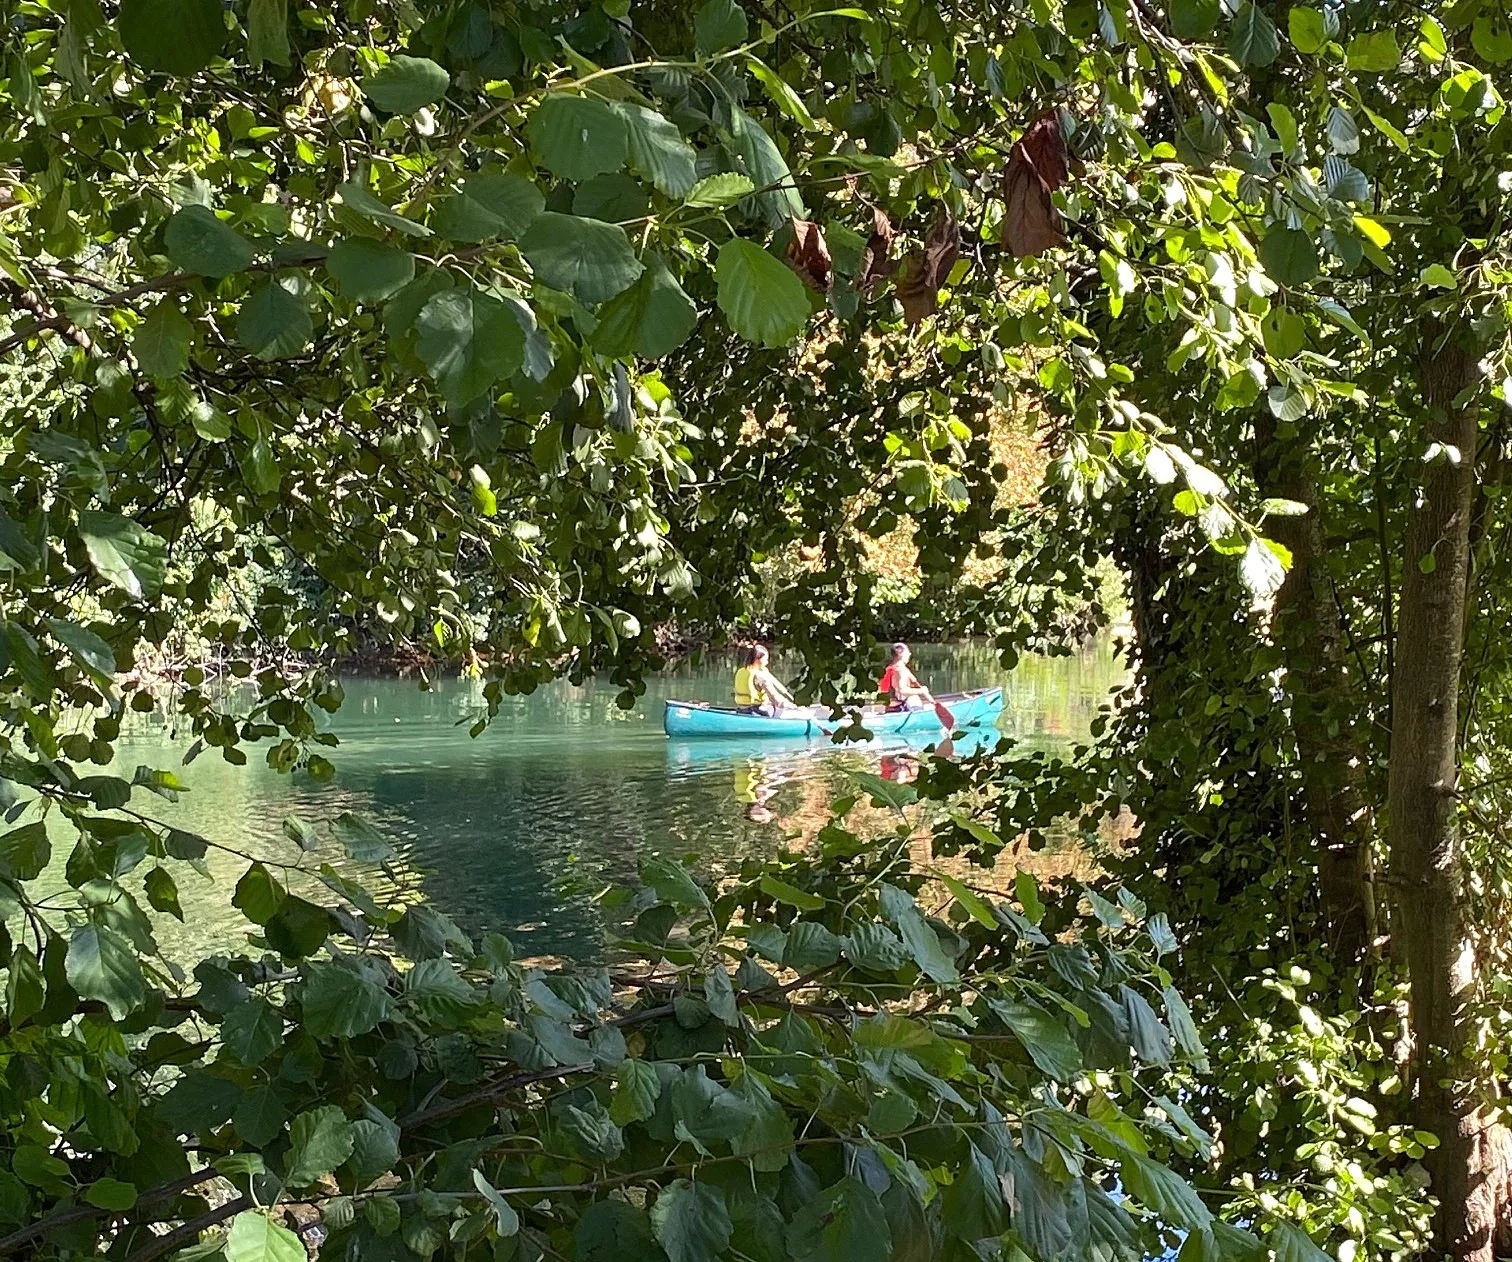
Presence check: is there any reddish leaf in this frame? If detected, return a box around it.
[784,217,833,292]
[1016,111,1070,191]
[896,212,960,325]
[856,207,895,298]
[1001,111,1070,259]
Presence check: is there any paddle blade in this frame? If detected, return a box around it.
[933,699,956,730]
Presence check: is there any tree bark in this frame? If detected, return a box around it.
[1255,417,1376,959]
[1387,321,1511,1259]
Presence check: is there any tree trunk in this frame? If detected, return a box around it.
[1387,322,1511,1258]
[1255,417,1376,960]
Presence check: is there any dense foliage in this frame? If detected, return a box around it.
[5,0,1512,1257]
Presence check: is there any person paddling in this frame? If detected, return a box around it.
[734,645,797,716]
[878,642,934,711]
[877,643,960,735]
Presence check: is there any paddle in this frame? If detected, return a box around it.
[929,691,956,731]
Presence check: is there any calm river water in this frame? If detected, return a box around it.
[96,640,1125,961]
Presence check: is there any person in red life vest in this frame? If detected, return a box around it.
[877,642,935,711]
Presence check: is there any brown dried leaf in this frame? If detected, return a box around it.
[856,207,895,299]
[784,217,833,292]
[1016,111,1070,191]
[1001,160,1063,258]
[895,212,960,325]
[1001,112,1071,259]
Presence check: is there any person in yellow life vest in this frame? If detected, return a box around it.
[734,644,797,716]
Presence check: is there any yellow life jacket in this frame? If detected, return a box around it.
[734,665,767,707]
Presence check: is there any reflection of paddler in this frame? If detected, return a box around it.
[734,758,777,823]
[879,753,920,784]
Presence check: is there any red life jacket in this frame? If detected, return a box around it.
[878,665,898,696]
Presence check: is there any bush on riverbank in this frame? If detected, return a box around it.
[0,785,1231,1262]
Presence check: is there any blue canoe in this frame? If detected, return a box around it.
[663,687,1005,739]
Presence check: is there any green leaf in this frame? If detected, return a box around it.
[332,812,395,863]
[432,171,544,242]
[1261,308,1305,359]
[414,287,525,406]
[841,922,910,972]
[610,1057,662,1124]
[45,617,116,687]
[233,862,285,924]
[287,1105,355,1185]
[264,896,334,959]
[787,1176,892,1261]
[727,106,806,222]
[651,1179,732,1262]
[1015,870,1046,924]
[144,866,184,920]
[704,962,739,1022]
[1228,3,1279,65]
[686,173,756,208]
[1326,106,1360,155]
[83,1177,138,1210]
[1421,263,1458,289]
[65,923,146,1020]
[1271,1222,1333,1262]
[133,301,193,378]
[528,95,629,182]
[346,1111,400,1186]
[246,0,291,67]
[1240,536,1287,597]
[729,1075,793,1171]
[78,510,168,599]
[1346,29,1401,70]
[1147,912,1179,955]
[363,55,449,113]
[783,920,841,971]
[1287,6,1327,52]
[302,962,392,1039]
[575,1200,662,1262]
[991,999,1082,1080]
[326,239,415,302]
[1122,986,1174,1063]
[519,213,644,304]
[1257,228,1319,286]
[338,181,432,237]
[616,103,698,197]
[759,873,824,910]
[119,0,226,74]
[591,255,699,359]
[225,1211,307,1262]
[940,874,997,928]
[640,855,711,909]
[234,1085,287,1147]
[1169,0,1218,38]
[695,0,749,52]
[165,205,255,277]
[569,175,645,226]
[0,823,49,882]
[716,238,809,347]
[238,278,312,359]
[1120,1154,1212,1230]
[222,995,284,1065]
[472,1169,520,1237]
[941,1144,1004,1241]
[880,884,959,983]
[747,56,816,128]
[1165,985,1209,1069]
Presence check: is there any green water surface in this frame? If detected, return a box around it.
[99,640,1126,961]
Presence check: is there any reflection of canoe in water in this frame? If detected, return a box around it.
[662,687,1005,739]
[666,724,999,773]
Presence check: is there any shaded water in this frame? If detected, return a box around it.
[92,640,1126,961]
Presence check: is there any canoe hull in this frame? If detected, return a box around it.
[663,687,1004,739]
